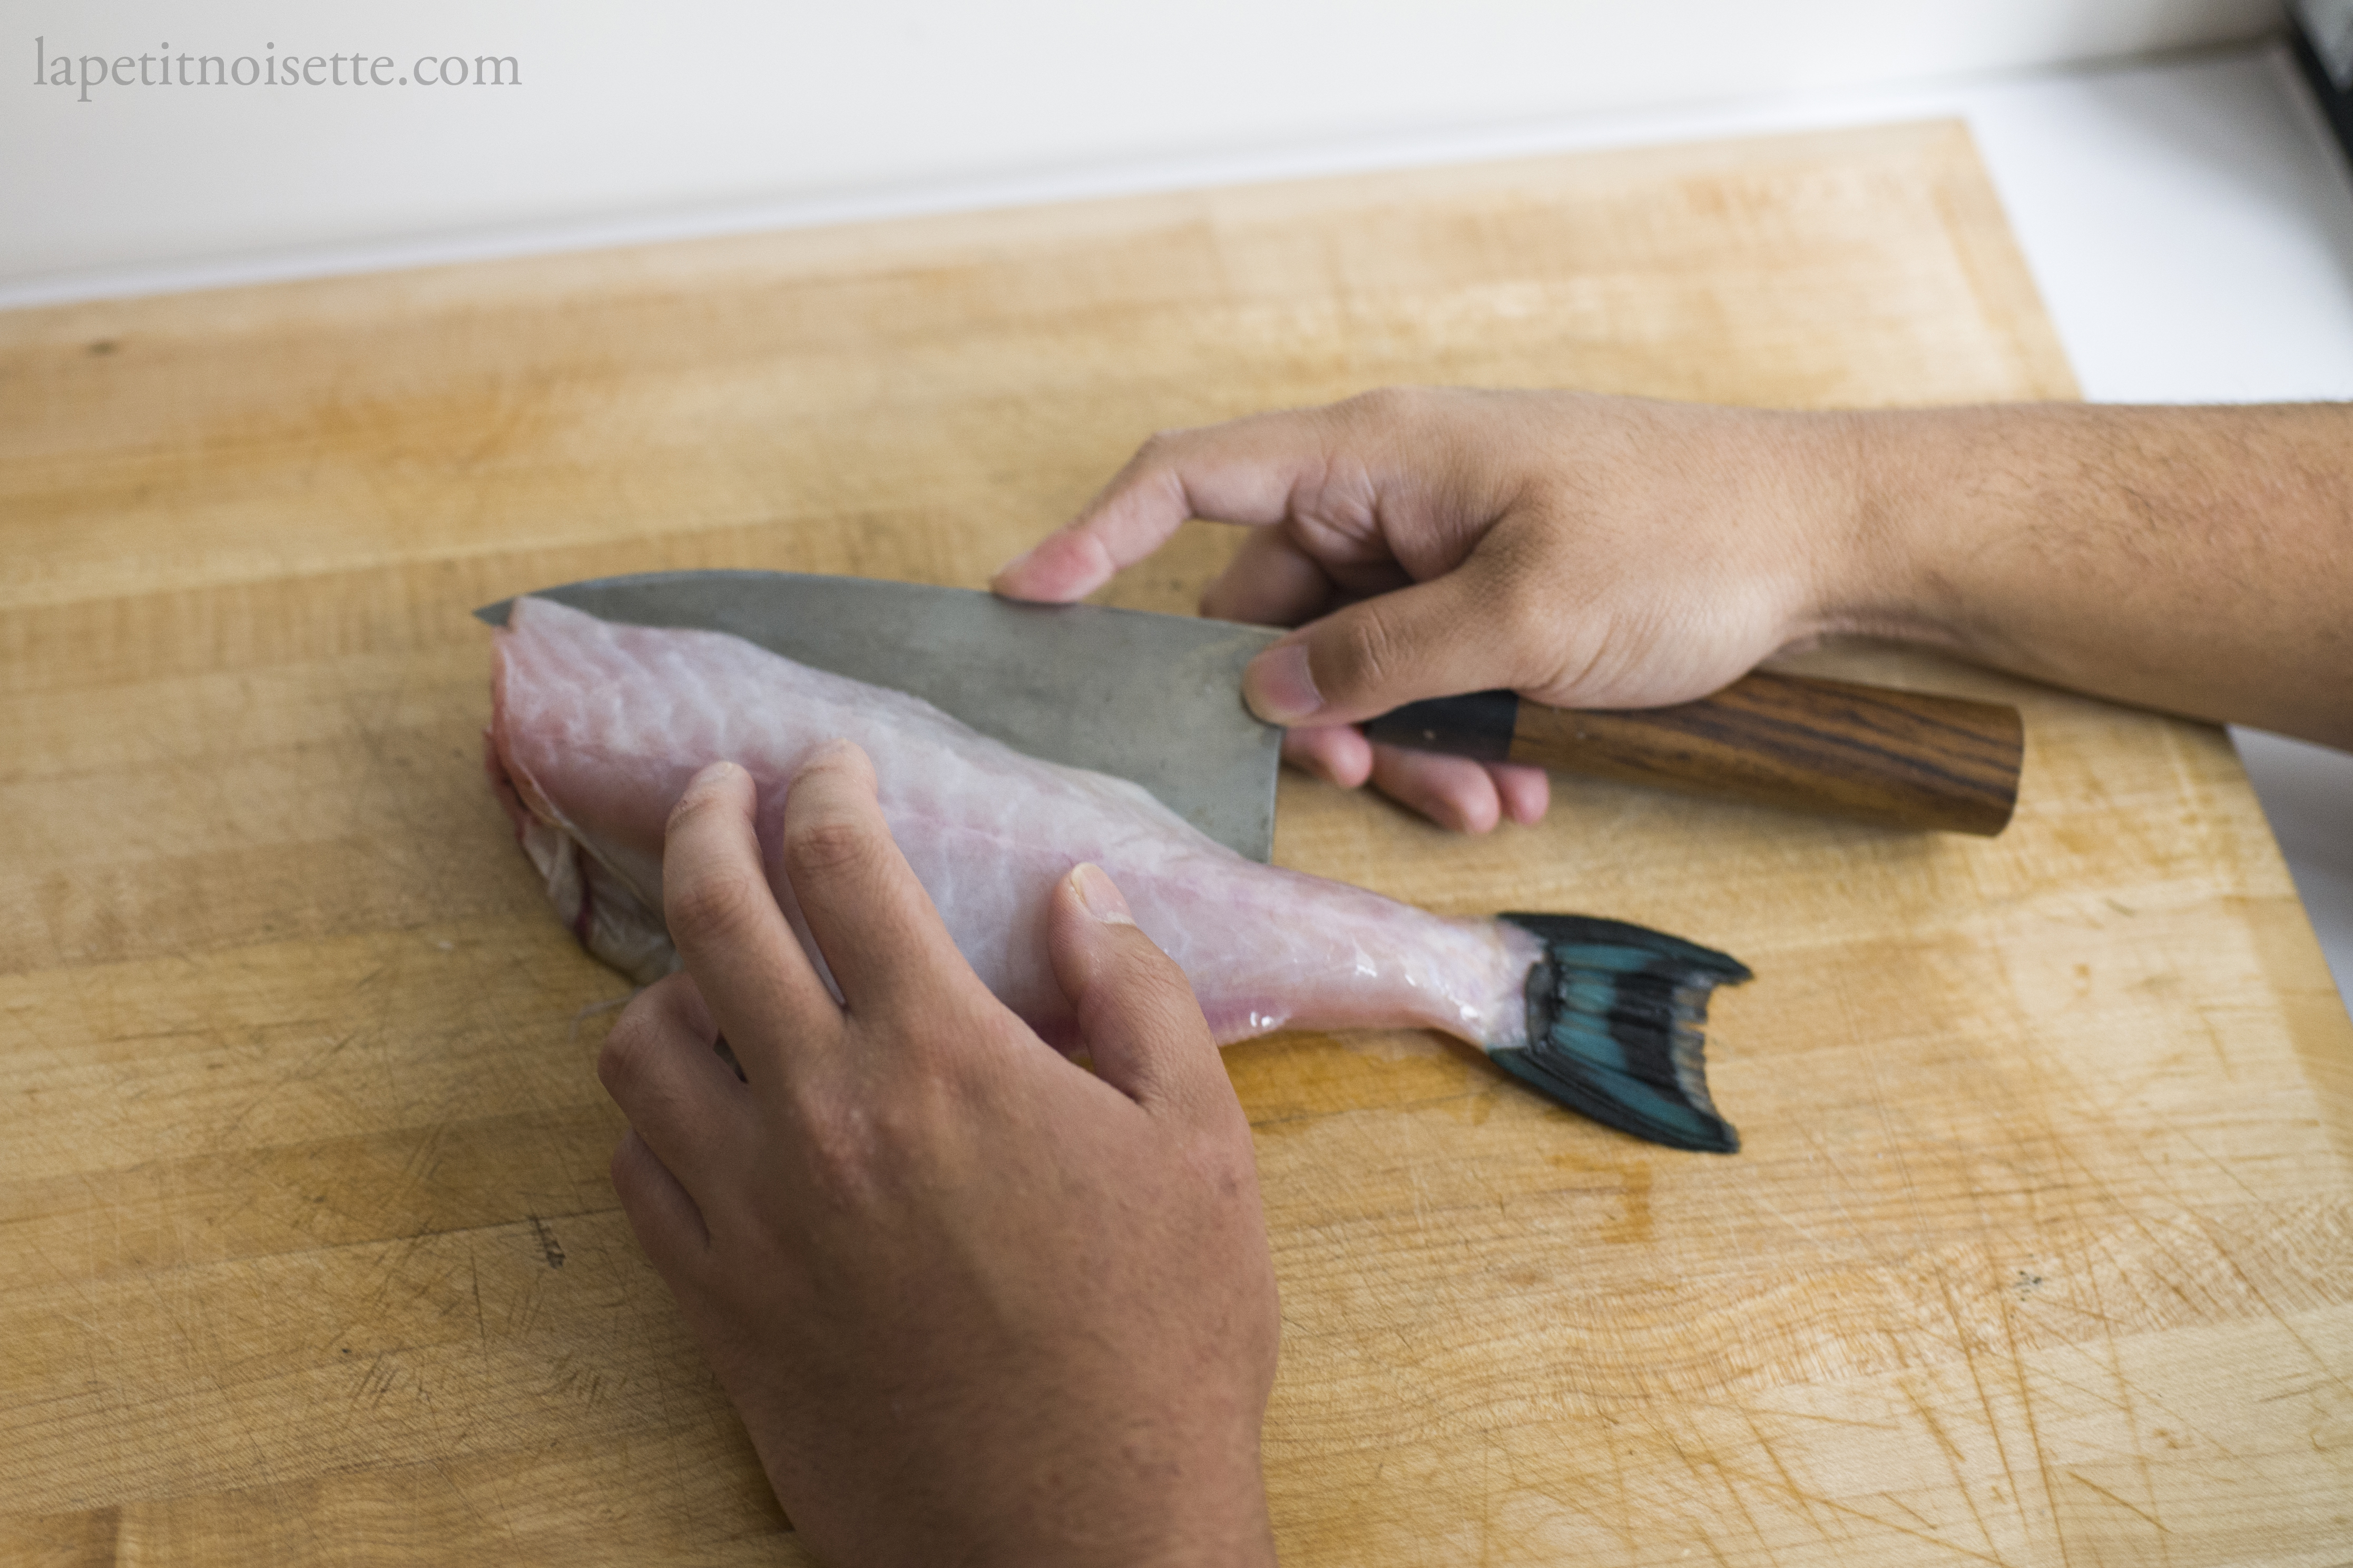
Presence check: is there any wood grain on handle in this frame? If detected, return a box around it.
[1364,672,2023,835]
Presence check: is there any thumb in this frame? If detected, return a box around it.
[1241,563,1531,727]
[1046,863,1231,1118]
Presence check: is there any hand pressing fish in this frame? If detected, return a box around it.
[485,595,1750,1151]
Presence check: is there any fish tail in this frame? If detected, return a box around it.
[1489,913,1752,1154]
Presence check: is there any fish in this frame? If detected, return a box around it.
[485,595,1751,1151]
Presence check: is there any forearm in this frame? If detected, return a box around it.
[1828,403,2353,747]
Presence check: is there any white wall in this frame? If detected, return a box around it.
[2,0,2281,301]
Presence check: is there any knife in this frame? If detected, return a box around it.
[475,569,2021,859]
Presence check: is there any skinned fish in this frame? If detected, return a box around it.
[486,596,1749,1151]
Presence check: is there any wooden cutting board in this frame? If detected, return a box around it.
[5,121,2349,1565]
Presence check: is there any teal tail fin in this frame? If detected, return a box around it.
[1488,914,1752,1153]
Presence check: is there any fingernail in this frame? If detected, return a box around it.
[670,761,746,835]
[1243,642,1322,724]
[1070,862,1135,925]
[685,759,744,795]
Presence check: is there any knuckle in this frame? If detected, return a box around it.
[1128,950,1207,1024]
[595,1008,650,1094]
[1117,429,1182,488]
[664,867,771,949]
[1137,424,1203,461]
[793,1097,886,1202]
[1124,430,1194,495]
[1078,952,1198,1043]
[594,1040,631,1100]
[1330,603,1407,695]
[1340,384,1423,429]
[1181,1116,1261,1202]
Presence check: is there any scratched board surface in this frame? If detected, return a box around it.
[5,122,2350,1564]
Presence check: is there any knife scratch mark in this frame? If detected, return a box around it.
[1738,1405,1823,1536]
[469,1242,487,1345]
[1993,1294,2071,1565]
[527,1212,566,1270]
[2064,1470,2168,1532]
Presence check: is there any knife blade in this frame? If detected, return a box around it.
[476,570,1288,860]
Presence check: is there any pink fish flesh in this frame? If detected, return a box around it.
[485,595,1749,1151]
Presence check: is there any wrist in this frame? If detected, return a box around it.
[1130,1503,1278,1568]
[1796,407,1953,652]
[1117,1453,1278,1568]
[955,1438,1277,1568]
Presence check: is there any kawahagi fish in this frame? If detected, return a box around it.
[486,596,1750,1151]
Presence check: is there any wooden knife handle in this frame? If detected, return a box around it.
[1360,672,2022,835]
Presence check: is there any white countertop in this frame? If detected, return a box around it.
[15,43,2351,1002]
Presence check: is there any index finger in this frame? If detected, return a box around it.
[661,761,838,1079]
[989,406,1354,603]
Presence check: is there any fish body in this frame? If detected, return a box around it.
[487,596,1748,1151]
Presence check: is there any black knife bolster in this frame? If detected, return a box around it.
[1361,691,1521,763]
